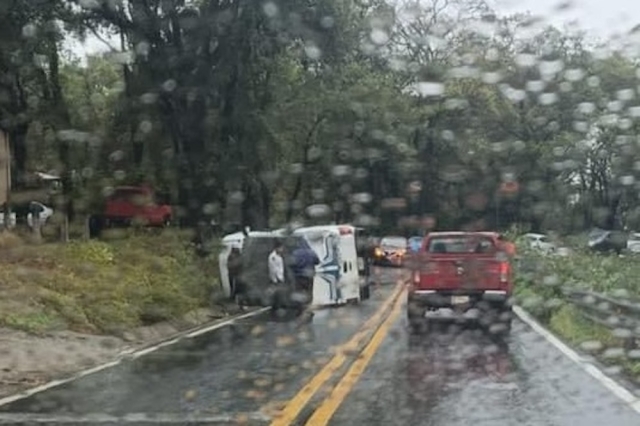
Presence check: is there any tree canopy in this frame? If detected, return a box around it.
[1,0,639,236]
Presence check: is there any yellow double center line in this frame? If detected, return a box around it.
[270,280,406,426]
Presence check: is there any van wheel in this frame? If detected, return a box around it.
[360,284,371,300]
[484,305,512,336]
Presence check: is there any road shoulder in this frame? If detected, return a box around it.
[0,304,263,401]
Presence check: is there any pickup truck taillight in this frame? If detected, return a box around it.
[499,261,510,283]
[412,262,439,286]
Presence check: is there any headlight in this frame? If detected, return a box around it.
[374,247,383,257]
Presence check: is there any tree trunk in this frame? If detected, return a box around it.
[9,123,28,188]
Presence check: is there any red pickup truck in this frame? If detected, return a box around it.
[103,186,172,227]
[407,232,513,334]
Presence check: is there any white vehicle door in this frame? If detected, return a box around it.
[337,228,361,302]
[218,232,244,298]
[298,229,343,307]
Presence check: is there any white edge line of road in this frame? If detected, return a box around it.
[514,305,640,415]
[0,307,269,409]
[0,411,272,424]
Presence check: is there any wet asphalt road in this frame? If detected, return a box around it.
[1,267,639,425]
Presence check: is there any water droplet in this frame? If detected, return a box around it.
[526,80,545,92]
[613,328,633,339]
[539,92,557,105]
[486,48,500,61]
[539,59,564,75]
[450,66,479,79]
[304,43,322,60]
[306,204,332,218]
[481,71,502,84]
[79,0,100,9]
[543,275,559,286]
[352,193,373,204]
[22,24,37,38]
[607,101,623,112]
[617,88,635,101]
[332,165,350,177]
[140,93,158,104]
[135,41,150,56]
[162,79,177,92]
[113,170,126,181]
[564,68,584,81]
[370,29,389,45]
[320,16,335,29]
[139,120,153,133]
[441,130,455,141]
[109,150,125,162]
[263,1,279,17]
[602,347,625,359]
[411,82,445,97]
[559,81,572,92]
[578,102,596,114]
[587,75,600,87]
[515,53,537,67]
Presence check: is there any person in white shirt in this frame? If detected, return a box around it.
[268,242,285,284]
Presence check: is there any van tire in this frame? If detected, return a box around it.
[360,284,371,301]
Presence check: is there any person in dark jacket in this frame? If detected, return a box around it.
[291,241,320,314]
[227,247,242,301]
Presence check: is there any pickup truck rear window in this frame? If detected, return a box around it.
[427,236,495,254]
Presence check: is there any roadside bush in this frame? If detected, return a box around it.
[514,244,640,383]
[0,230,220,335]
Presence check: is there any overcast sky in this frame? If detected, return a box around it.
[496,0,639,39]
[68,0,640,57]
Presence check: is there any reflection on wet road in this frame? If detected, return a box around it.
[0,266,639,425]
[329,321,640,426]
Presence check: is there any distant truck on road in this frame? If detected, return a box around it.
[407,231,513,334]
[89,186,172,237]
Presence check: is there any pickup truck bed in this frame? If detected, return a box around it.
[407,232,513,334]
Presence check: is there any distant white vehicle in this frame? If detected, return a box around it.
[218,229,279,298]
[27,202,54,227]
[0,212,16,228]
[0,202,53,229]
[523,233,557,254]
[627,232,640,253]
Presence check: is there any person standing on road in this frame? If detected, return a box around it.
[291,241,320,312]
[227,246,242,302]
[268,241,285,285]
[268,241,287,313]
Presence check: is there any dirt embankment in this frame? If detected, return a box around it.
[0,230,236,398]
[0,305,246,398]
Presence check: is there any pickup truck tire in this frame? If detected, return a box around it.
[407,302,427,332]
[482,304,512,335]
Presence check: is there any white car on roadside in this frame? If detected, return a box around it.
[627,232,640,253]
[523,233,557,254]
[26,202,54,227]
[0,202,53,229]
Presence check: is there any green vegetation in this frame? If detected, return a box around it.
[2,0,639,235]
[514,245,640,382]
[0,231,220,335]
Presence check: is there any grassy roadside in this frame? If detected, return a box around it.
[513,245,640,383]
[0,229,222,336]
